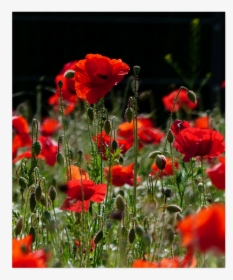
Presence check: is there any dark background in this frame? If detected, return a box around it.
[12,12,225,127]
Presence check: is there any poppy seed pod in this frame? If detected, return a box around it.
[125,107,134,123]
[35,184,42,201]
[94,229,103,244]
[155,154,167,170]
[14,217,24,236]
[133,65,141,75]
[32,141,42,156]
[167,129,174,144]
[64,69,75,79]
[56,152,65,166]
[135,225,145,238]
[104,120,111,135]
[129,228,136,244]
[187,90,197,104]
[115,194,125,211]
[29,193,37,212]
[49,185,57,201]
[166,204,182,213]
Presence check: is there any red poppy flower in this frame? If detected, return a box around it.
[68,165,90,180]
[170,120,190,137]
[104,163,141,187]
[151,158,179,177]
[74,54,130,104]
[40,118,61,136]
[177,203,225,254]
[12,151,45,164]
[193,116,210,129]
[174,127,225,162]
[132,250,196,268]
[162,88,198,112]
[206,156,225,190]
[74,239,96,253]
[49,60,79,115]
[60,179,107,212]
[12,235,51,268]
[93,131,133,160]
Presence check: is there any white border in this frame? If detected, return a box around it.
[1,1,232,279]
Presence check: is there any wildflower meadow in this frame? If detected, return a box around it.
[11,14,226,270]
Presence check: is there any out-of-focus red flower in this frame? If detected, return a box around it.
[12,116,32,159]
[93,131,133,160]
[12,235,51,268]
[40,118,61,136]
[104,163,141,187]
[206,156,225,190]
[59,179,106,212]
[132,250,196,268]
[151,158,179,177]
[49,60,79,115]
[194,116,210,129]
[177,203,225,254]
[68,165,90,180]
[171,120,190,137]
[12,151,45,164]
[74,54,130,104]
[221,80,225,89]
[162,88,198,112]
[74,239,96,253]
[174,127,225,162]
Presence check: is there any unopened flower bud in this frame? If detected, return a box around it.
[15,217,24,236]
[118,156,124,165]
[148,150,162,159]
[87,107,94,122]
[176,212,183,222]
[49,185,57,201]
[110,209,123,221]
[104,120,111,135]
[162,188,173,198]
[40,193,47,207]
[155,154,166,170]
[166,204,182,213]
[135,225,145,238]
[35,184,42,201]
[94,229,103,244]
[43,210,51,222]
[33,141,42,156]
[29,226,36,243]
[115,195,125,211]
[29,193,37,212]
[133,65,141,75]
[18,177,28,190]
[56,152,65,166]
[187,90,197,104]
[64,70,75,79]
[142,233,152,246]
[111,139,118,152]
[198,182,204,192]
[125,107,134,123]
[167,129,174,143]
[57,80,63,89]
[129,228,136,244]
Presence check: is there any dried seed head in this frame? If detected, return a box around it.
[94,230,103,244]
[155,154,167,170]
[15,217,24,236]
[49,185,57,201]
[32,141,42,156]
[129,228,136,244]
[115,194,125,211]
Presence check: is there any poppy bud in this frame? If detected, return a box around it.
[15,216,24,236]
[57,80,63,89]
[56,152,65,166]
[133,65,141,75]
[176,212,183,222]
[64,70,75,79]
[129,228,136,244]
[18,176,28,190]
[111,139,118,152]
[125,107,134,123]
[162,188,173,198]
[110,209,123,221]
[40,193,47,207]
[187,90,197,104]
[142,233,152,246]
[35,184,42,201]
[166,204,182,213]
[104,120,111,135]
[148,150,162,159]
[49,185,57,201]
[94,229,103,244]
[115,194,125,211]
[155,154,166,170]
[43,210,51,222]
[29,193,37,212]
[118,156,124,165]
[135,225,145,238]
[29,226,36,243]
[164,53,172,63]
[87,107,94,122]
[167,129,174,144]
[198,182,204,192]
[32,141,42,156]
